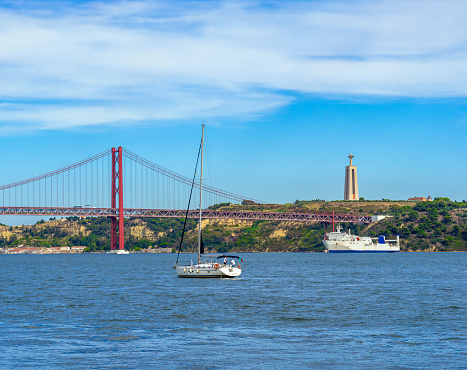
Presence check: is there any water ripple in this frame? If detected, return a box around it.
[0,253,466,368]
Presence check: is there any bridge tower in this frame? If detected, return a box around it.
[344,153,359,201]
[111,147,124,250]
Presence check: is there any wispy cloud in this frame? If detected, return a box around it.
[0,0,466,132]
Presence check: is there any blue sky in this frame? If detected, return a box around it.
[1,0,467,225]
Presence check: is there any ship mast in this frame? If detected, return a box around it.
[198,124,205,264]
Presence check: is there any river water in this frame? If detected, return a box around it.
[1,253,466,369]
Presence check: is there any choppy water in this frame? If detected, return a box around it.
[1,253,466,369]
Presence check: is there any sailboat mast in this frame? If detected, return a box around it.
[198,123,205,264]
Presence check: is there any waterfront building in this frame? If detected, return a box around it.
[344,153,359,200]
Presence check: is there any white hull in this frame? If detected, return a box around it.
[323,239,399,252]
[176,263,241,278]
[107,249,130,255]
[323,226,400,253]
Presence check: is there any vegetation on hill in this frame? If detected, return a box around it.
[0,198,466,252]
[364,198,467,251]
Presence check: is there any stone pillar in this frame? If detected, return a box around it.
[344,153,359,200]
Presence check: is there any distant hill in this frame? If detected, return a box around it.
[1,198,466,252]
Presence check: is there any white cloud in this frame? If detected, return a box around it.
[0,0,466,132]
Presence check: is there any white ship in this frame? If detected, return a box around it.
[323,225,400,253]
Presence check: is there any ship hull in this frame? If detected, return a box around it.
[323,240,400,253]
[326,250,399,253]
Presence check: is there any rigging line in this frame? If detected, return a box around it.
[176,142,202,265]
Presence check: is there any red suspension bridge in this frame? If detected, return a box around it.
[0,147,372,250]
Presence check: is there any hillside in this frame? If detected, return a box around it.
[1,198,466,252]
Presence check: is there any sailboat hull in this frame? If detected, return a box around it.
[175,264,241,278]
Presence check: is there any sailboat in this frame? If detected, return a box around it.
[174,124,242,278]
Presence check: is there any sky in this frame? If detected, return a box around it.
[1,0,467,225]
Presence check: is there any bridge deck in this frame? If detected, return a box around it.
[0,206,372,224]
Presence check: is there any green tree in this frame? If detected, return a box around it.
[442,214,453,224]
[406,210,418,222]
[442,237,454,246]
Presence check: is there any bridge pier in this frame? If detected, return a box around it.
[118,146,124,250]
[111,147,124,250]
